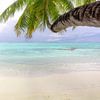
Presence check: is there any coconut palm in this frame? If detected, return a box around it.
[50,0,99,32]
[0,0,96,37]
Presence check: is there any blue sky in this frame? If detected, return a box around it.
[0,0,100,42]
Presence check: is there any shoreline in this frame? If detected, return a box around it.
[0,61,100,77]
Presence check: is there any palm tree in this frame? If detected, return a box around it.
[50,0,100,32]
[0,0,96,37]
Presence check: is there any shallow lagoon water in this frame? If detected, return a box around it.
[0,43,100,76]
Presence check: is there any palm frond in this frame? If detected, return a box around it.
[53,0,74,14]
[15,2,41,38]
[74,0,96,7]
[48,1,60,22]
[82,0,96,4]
[0,0,33,22]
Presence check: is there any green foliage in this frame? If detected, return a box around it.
[0,0,96,38]
[73,0,96,7]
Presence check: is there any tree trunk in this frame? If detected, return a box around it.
[50,1,100,32]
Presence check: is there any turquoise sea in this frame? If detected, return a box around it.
[0,42,100,58]
[0,43,100,76]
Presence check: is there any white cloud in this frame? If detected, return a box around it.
[49,34,63,38]
[47,38,61,42]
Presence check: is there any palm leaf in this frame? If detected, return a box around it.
[0,0,31,22]
[74,0,96,7]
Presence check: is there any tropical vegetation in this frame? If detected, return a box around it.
[0,0,96,38]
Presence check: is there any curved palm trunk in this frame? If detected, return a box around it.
[50,1,100,32]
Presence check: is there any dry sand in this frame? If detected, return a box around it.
[0,71,100,100]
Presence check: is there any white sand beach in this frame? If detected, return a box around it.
[0,69,100,100]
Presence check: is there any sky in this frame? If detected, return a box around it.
[0,0,100,42]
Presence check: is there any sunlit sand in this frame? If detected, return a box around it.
[0,70,100,100]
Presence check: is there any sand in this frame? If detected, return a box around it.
[0,71,100,100]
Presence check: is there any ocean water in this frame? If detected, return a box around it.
[0,42,100,76]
